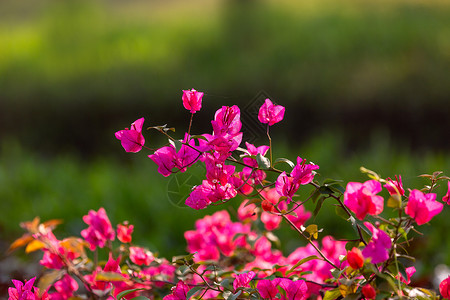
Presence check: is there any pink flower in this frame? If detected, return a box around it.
[400,266,416,284]
[164,280,192,300]
[81,208,115,250]
[117,221,134,243]
[237,200,257,222]
[405,189,443,225]
[129,246,154,266]
[276,172,300,204]
[344,180,384,220]
[148,146,177,177]
[443,181,450,204]
[362,222,391,264]
[211,105,242,136]
[286,204,311,229]
[51,274,78,300]
[115,118,145,153]
[384,175,405,196]
[233,271,255,291]
[291,157,319,185]
[185,185,211,210]
[347,247,364,269]
[258,98,285,126]
[362,284,376,299]
[257,279,279,299]
[278,278,308,300]
[261,210,282,231]
[182,89,203,113]
[440,276,450,299]
[8,277,37,300]
[242,142,269,182]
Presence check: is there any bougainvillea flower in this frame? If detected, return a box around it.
[291,157,319,185]
[261,210,282,231]
[164,280,192,300]
[347,247,364,269]
[362,284,377,299]
[443,181,450,204]
[115,118,145,153]
[257,279,279,299]
[8,277,37,300]
[233,271,255,291]
[81,208,115,250]
[117,221,134,243]
[400,266,416,284]
[277,278,308,300]
[148,146,177,177]
[182,89,203,113]
[185,185,211,210]
[362,222,392,264]
[237,199,257,222]
[211,105,242,136]
[242,142,269,182]
[52,274,79,299]
[344,180,384,220]
[129,246,154,266]
[204,153,235,186]
[405,189,443,225]
[258,98,285,126]
[440,276,450,299]
[276,172,300,204]
[384,175,405,196]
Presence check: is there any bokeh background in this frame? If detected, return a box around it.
[1,0,449,294]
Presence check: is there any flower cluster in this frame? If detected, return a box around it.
[8,89,450,300]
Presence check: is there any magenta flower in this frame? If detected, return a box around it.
[443,181,450,204]
[291,157,319,185]
[81,207,115,250]
[8,277,37,300]
[211,105,242,136]
[233,271,255,291]
[347,247,364,269]
[384,175,405,196]
[182,89,203,113]
[115,118,145,153]
[258,98,285,126]
[362,222,392,264]
[117,221,134,243]
[164,280,192,300]
[405,189,443,225]
[129,246,154,266]
[344,180,384,220]
[440,276,450,299]
[278,278,308,300]
[242,142,269,182]
[237,199,257,222]
[185,184,211,210]
[257,279,279,299]
[276,172,300,203]
[51,274,78,299]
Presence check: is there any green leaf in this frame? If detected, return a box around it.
[256,153,271,169]
[309,188,321,204]
[37,270,65,297]
[274,158,295,168]
[130,297,150,300]
[335,205,349,220]
[227,290,242,300]
[287,255,319,275]
[186,286,203,299]
[313,196,326,219]
[323,288,342,300]
[117,288,147,300]
[169,139,183,152]
[319,186,333,195]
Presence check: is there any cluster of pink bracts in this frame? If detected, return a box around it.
[9,89,450,299]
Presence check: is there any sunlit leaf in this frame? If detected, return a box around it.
[323,288,341,300]
[274,158,295,168]
[186,286,203,300]
[116,288,147,300]
[25,239,46,253]
[38,269,65,296]
[287,255,319,275]
[95,272,126,282]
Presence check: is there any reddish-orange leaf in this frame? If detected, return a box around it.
[8,233,34,253]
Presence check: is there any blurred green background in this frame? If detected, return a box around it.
[1,0,449,293]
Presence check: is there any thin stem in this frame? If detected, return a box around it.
[188,113,194,136]
[266,125,273,166]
